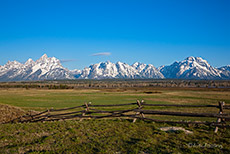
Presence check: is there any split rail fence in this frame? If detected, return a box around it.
[9,100,230,132]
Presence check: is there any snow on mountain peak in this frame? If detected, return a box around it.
[160,56,221,79]
[76,60,164,79]
[25,58,34,65]
[4,61,22,70]
[185,56,195,61]
[40,54,48,59]
[105,60,112,64]
[132,62,144,68]
[0,54,74,81]
[6,60,21,65]
[0,55,229,81]
[116,61,124,65]
[31,55,65,77]
[184,56,208,64]
[132,62,141,66]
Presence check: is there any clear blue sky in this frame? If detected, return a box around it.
[0,0,229,70]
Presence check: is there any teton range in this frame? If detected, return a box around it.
[0,54,229,81]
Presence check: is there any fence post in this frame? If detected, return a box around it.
[214,101,225,133]
[85,102,89,112]
[133,100,144,123]
[50,107,54,121]
[140,100,145,118]
[30,110,34,121]
[80,102,89,121]
[45,108,50,122]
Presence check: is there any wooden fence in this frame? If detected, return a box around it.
[9,100,230,132]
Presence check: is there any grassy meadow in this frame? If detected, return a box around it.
[0,86,230,153]
[1,120,230,154]
[0,87,230,110]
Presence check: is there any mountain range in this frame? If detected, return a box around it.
[0,54,229,81]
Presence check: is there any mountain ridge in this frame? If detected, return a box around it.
[0,54,229,81]
[158,56,222,79]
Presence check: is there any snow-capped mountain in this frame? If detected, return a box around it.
[75,61,164,79]
[159,56,222,79]
[0,54,74,81]
[0,55,230,81]
[218,65,230,79]
[131,62,165,79]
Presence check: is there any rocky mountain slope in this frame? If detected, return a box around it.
[75,61,164,79]
[0,55,229,81]
[0,54,74,81]
[159,57,223,79]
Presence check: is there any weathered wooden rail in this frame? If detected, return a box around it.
[8,100,230,132]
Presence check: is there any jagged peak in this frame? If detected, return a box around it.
[147,64,154,67]
[132,62,144,67]
[172,61,179,64]
[181,57,210,67]
[37,54,48,62]
[116,61,124,64]
[102,60,114,65]
[218,65,230,69]
[25,58,34,65]
[6,60,22,65]
[185,56,195,61]
[0,55,229,81]
[184,56,207,62]
[133,62,141,65]
[97,60,112,65]
[36,54,60,64]
[41,54,48,59]
[157,65,165,71]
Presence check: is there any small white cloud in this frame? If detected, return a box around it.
[60,59,77,63]
[91,52,111,56]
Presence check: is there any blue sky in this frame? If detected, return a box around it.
[0,0,229,70]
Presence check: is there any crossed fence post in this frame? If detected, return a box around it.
[43,108,50,122]
[133,100,145,123]
[80,102,89,121]
[214,101,225,133]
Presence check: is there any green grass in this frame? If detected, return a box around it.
[0,119,229,154]
[0,88,229,110]
[0,88,229,113]
[0,88,230,153]
[0,88,229,121]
